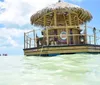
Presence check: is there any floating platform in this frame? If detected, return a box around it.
[23,44,100,56]
[23,1,100,56]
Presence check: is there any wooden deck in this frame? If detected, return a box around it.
[23,44,100,56]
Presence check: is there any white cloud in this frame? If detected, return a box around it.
[0,0,58,52]
[0,28,28,38]
[0,0,58,26]
[0,0,84,26]
[0,28,29,48]
[0,2,5,14]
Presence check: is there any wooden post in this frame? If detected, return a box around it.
[26,36,28,48]
[66,26,69,45]
[68,13,72,44]
[33,30,35,47]
[44,15,46,26]
[78,34,79,44]
[54,10,57,26]
[68,13,71,26]
[46,28,49,45]
[63,13,68,44]
[63,13,67,26]
[50,18,54,26]
[93,27,96,45]
[84,22,87,44]
[29,38,31,48]
[24,33,26,49]
[73,34,75,45]
[89,35,91,44]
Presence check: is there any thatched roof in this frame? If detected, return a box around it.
[31,1,92,26]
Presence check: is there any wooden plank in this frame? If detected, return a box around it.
[46,26,81,30]
[25,49,89,55]
[24,45,100,56]
[24,46,88,52]
[25,48,100,55]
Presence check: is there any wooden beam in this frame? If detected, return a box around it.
[44,15,46,26]
[48,34,85,37]
[79,11,83,18]
[46,28,49,45]
[63,13,67,26]
[93,27,96,45]
[82,15,86,21]
[68,13,71,26]
[33,30,35,47]
[81,13,86,20]
[77,17,80,25]
[46,26,80,30]
[54,10,57,26]
[66,27,69,45]
[29,38,31,48]
[62,13,68,44]
[79,18,84,24]
[35,12,53,24]
[25,29,35,34]
[84,22,87,44]
[76,13,79,26]
[26,35,28,48]
[50,17,54,26]
[89,35,91,44]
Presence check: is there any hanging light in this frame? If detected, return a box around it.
[80,38,84,42]
[80,36,84,43]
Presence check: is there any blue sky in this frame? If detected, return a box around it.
[0,0,100,55]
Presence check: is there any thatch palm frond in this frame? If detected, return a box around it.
[31,1,92,26]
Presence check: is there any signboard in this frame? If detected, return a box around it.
[60,31,67,40]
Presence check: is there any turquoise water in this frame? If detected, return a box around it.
[0,54,100,85]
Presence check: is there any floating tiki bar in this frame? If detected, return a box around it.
[23,0,100,56]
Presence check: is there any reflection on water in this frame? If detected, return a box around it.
[0,54,100,85]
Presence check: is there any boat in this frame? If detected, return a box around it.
[23,0,100,56]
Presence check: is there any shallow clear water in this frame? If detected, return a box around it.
[0,54,100,85]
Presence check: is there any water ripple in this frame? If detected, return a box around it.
[0,54,100,85]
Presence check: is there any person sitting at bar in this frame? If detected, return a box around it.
[36,34,39,47]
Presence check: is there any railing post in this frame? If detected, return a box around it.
[54,10,57,26]
[93,27,96,45]
[89,36,91,44]
[24,33,26,49]
[27,36,28,48]
[33,30,35,47]
[46,28,49,45]
[84,22,87,44]
[29,38,31,48]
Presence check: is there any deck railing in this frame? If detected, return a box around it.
[24,33,96,49]
[24,25,100,49]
